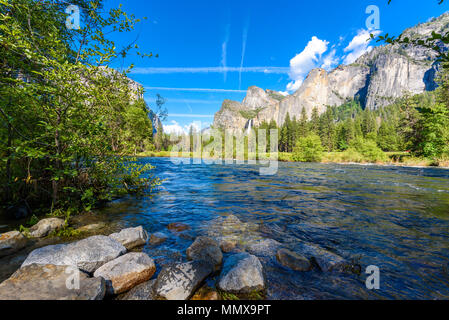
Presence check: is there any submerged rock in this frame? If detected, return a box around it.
[76,223,106,233]
[117,279,156,300]
[149,232,168,246]
[245,239,282,257]
[276,249,311,272]
[220,240,237,253]
[191,286,220,301]
[0,231,27,258]
[109,226,149,250]
[94,252,156,295]
[29,218,66,238]
[167,222,190,232]
[154,261,213,300]
[217,252,265,294]
[203,215,260,247]
[186,237,222,271]
[299,243,345,272]
[0,264,105,300]
[21,235,126,274]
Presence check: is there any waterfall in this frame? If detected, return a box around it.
[247,119,253,135]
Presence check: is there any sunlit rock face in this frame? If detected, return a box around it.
[213,13,449,130]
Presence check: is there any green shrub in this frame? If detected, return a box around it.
[292,134,324,162]
[350,137,388,163]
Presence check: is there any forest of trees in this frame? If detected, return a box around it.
[0,0,160,218]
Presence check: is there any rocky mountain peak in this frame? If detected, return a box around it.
[213,12,449,131]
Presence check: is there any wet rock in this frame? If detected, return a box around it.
[220,240,237,253]
[217,252,265,294]
[29,218,66,238]
[204,215,260,248]
[299,243,345,272]
[276,249,311,272]
[191,286,220,300]
[94,252,156,295]
[77,223,106,233]
[245,239,282,257]
[149,232,168,246]
[117,279,156,300]
[154,261,213,300]
[167,222,190,232]
[0,264,105,300]
[186,237,222,271]
[21,235,126,274]
[0,231,27,258]
[109,226,149,250]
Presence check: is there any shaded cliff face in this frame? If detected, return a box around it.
[213,13,448,130]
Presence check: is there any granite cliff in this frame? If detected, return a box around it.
[213,13,449,131]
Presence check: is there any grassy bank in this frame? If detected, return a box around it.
[137,151,449,168]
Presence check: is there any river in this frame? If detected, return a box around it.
[2,157,449,299]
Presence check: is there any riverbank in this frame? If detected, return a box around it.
[0,215,352,300]
[137,151,449,169]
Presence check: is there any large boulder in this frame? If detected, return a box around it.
[298,243,345,272]
[154,261,213,300]
[109,226,149,250]
[0,264,105,300]
[29,218,66,238]
[21,235,126,274]
[117,279,156,300]
[276,249,311,272]
[0,231,27,257]
[186,237,223,271]
[217,253,265,294]
[94,252,156,295]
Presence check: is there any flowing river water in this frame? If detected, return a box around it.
[1,157,449,299]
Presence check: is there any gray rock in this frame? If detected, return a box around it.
[0,231,27,257]
[117,279,156,300]
[154,261,213,300]
[94,252,156,295]
[299,243,345,272]
[29,218,66,238]
[149,232,168,246]
[0,264,105,300]
[245,238,282,257]
[109,226,149,250]
[186,237,223,271]
[276,248,311,272]
[217,253,265,294]
[21,235,126,274]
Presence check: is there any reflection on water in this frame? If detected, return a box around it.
[3,158,449,299]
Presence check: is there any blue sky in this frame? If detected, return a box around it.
[103,0,448,133]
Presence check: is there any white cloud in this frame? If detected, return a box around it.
[144,87,247,93]
[163,120,185,135]
[163,120,208,135]
[239,24,249,89]
[321,49,339,71]
[286,36,329,93]
[221,24,230,82]
[343,29,380,65]
[132,67,289,74]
